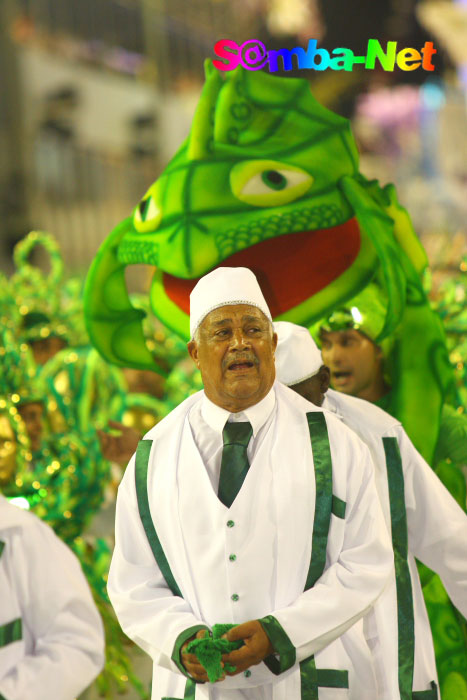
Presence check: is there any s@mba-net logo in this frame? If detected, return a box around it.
[213,38,437,73]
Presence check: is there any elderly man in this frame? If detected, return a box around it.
[108,267,392,700]
[0,495,105,699]
[275,320,467,700]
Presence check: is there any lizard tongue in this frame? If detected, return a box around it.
[163,217,361,318]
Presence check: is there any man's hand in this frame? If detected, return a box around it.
[221,620,274,675]
[97,420,141,466]
[181,630,225,683]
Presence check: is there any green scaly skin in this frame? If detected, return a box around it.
[85,61,451,464]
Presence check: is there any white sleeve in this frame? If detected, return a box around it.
[398,426,467,617]
[262,436,393,664]
[0,516,104,700]
[107,456,209,677]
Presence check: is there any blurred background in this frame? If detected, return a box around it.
[0,0,465,289]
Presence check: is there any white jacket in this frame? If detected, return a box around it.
[108,383,393,699]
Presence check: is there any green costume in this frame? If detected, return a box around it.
[0,234,150,699]
[10,231,87,349]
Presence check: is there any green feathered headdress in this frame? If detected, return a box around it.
[10,231,86,347]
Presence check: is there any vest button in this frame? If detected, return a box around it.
[244,670,252,678]
[227,520,235,528]
[229,554,237,561]
[231,593,239,602]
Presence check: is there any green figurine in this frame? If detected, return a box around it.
[85,61,450,467]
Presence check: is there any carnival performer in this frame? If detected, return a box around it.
[0,495,105,699]
[108,266,393,700]
[316,293,467,697]
[316,284,467,508]
[274,320,467,700]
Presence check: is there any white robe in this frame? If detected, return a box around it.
[0,496,105,700]
[323,388,467,700]
[108,382,393,700]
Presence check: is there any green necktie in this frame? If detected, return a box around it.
[218,421,253,508]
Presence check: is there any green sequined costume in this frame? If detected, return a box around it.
[0,233,150,698]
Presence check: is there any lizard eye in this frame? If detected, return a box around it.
[133,183,162,232]
[230,160,313,207]
[261,170,288,190]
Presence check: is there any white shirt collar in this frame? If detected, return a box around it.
[201,386,276,438]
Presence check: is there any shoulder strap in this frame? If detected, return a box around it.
[383,436,415,700]
[134,439,183,598]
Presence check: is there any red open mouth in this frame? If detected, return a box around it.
[163,217,361,318]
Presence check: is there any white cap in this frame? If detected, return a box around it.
[189,267,272,338]
[275,321,323,386]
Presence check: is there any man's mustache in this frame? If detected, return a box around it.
[223,352,259,370]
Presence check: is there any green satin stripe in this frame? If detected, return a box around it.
[162,677,197,699]
[383,437,415,700]
[412,681,438,699]
[300,655,320,700]
[0,618,22,647]
[316,668,349,687]
[259,614,296,674]
[0,541,4,558]
[300,413,346,699]
[184,679,196,698]
[305,412,333,589]
[135,439,183,598]
[300,657,349,698]
[331,494,346,519]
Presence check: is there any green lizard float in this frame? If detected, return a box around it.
[85,60,452,466]
[85,61,464,698]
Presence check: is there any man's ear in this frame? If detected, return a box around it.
[272,332,278,353]
[187,340,200,368]
[319,365,331,394]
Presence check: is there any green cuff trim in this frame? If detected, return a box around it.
[171,625,210,680]
[259,615,296,675]
[331,495,346,519]
[0,619,22,648]
[412,681,438,699]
